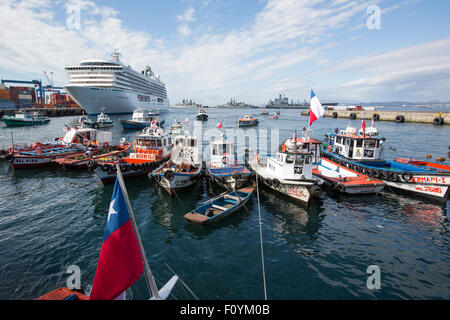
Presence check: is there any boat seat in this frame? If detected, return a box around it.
[224,194,240,201]
[211,204,228,211]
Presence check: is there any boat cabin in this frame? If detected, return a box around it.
[172,132,200,165]
[281,136,321,164]
[327,126,383,161]
[97,113,112,123]
[168,121,186,138]
[62,128,97,145]
[209,135,235,167]
[265,151,314,180]
[131,108,160,124]
[129,125,172,161]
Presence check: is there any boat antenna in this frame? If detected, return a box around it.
[255,171,268,300]
[115,163,178,300]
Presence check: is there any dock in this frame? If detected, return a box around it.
[300,109,449,125]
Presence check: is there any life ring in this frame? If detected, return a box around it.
[433,117,444,125]
[327,145,332,153]
[103,142,109,148]
[272,178,280,187]
[336,183,346,193]
[222,156,230,165]
[310,185,322,197]
[164,170,175,181]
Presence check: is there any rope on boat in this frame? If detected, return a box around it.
[255,172,268,300]
[165,263,200,300]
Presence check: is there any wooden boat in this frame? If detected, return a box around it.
[81,113,114,129]
[394,158,450,172]
[2,110,50,127]
[120,108,164,130]
[237,115,259,127]
[196,108,208,121]
[246,150,322,206]
[36,287,89,300]
[6,127,100,170]
[53,142,131,169]
[205,134,252,191]
[269,114,279,119]
[94,125,172,185]
[151,131,203,195]
[281,130,385,194]
[184,187,254,225]
[322,126,450,203]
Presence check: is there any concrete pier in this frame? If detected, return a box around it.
[300,109,449,125]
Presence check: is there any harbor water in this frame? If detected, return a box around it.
[0,108,449,300]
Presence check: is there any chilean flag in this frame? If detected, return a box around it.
[309,89,325,126]
[90,178,144,300]
[217,122,223,129]
[362,116,366,135]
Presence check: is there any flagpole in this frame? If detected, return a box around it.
[115,162,162,300]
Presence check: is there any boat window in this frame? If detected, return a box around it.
[356,139,363,147]
[286,155,294,164]
[190,139,196,147]
[157,139,162,147]
[364,140,376,148]
[305,156,312,164]
[345,139,351,145]
[295,155,304,165]
[150,139,156,147]
[168,137,172,146]
[212,145,218,155]
[336,137,342,144]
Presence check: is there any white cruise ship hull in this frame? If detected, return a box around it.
[65,86,169,115]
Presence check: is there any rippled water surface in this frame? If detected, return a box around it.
[0,108,449,300]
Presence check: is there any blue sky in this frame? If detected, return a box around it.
[0,0,449,105]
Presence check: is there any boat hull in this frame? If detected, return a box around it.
[65,85,169,115]
[322,150,450,203]
[2,118,50,127]
[205,164,252,191]
[120,119,164,130]
[152,163,203,196]
[313,158,385,194]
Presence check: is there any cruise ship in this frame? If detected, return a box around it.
[64,51,169,115]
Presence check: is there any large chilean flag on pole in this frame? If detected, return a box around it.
[309,89,325,126]
[90,178,144,300]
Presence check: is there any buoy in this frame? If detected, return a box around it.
[427,154,432,159]
[436,157,445,162]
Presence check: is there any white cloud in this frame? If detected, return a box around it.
[177,7,196,22]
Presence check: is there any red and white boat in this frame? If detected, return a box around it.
[94,125,172,185]
[6,127,100,170]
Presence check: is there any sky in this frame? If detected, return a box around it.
[0,0,449,105]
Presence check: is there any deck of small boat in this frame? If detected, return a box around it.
[249,162,315,185]
[394,158,450,172]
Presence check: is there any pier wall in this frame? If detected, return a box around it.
[300,110,450,125]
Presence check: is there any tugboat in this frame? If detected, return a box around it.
[2,110,50,127]
[120,108,164,130]
[205,133,252,191]
[79,113,114,129]
[196,108,208,121]
[94,125,172,185]
[322,125,450,203]
[237,115,259,127]
[280,129,385,195]
[151,130,203,196]
[246,146,322,207]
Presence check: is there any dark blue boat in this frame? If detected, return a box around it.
[183,187,254,225]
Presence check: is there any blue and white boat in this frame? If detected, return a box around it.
[120,108,164,130]
[205,134,252,191]
[322,125,450,203]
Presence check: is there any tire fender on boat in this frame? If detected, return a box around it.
[265,178,273,186]
[101,164,110,172]
[272,178,280,187]
[401,172,413,182]
[164,170,175,181]
[5,154,13,162]
[310,185,322,197]
[88,160,97,171]
[336,183,346,193]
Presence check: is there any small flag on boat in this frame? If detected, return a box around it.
[151,119,155,126]
[362,115,366,135]
[90,177,144,300]
[217,122,223,129]
[309,89,325,126]
[184,117,189,124]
